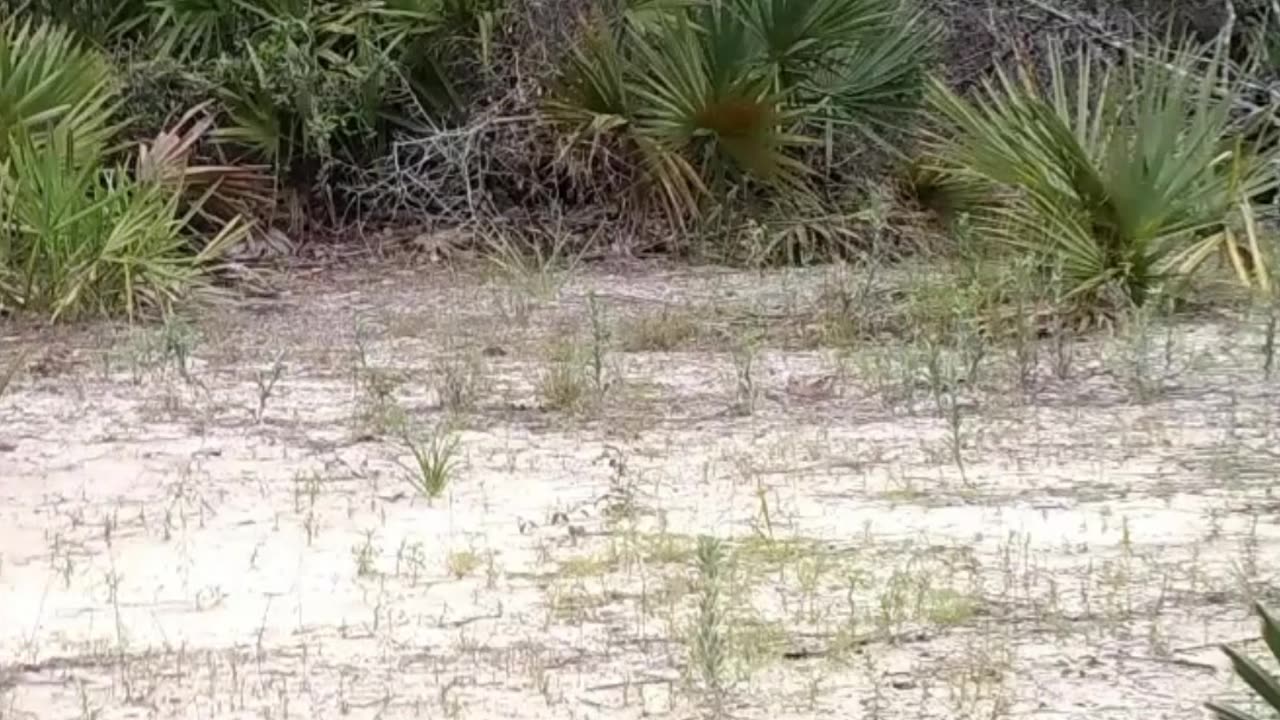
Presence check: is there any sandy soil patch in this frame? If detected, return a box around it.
[1,262,1277,719]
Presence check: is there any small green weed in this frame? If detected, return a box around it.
[402,427,462,503]
[447,550,482,579]
[690,535,729,713]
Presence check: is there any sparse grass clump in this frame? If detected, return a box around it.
[618,308,701,352]
[351,324,408,435]
[402,426,462,503]
[536,337,605,412]
[536,356,590,412]
[447,550,482,580]
[483,223,587,302]
[435,351,485,413]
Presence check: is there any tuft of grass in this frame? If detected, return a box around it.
[924,587,977,626]
[559,552,616,579]
[435,350,484,413]
[351,323,408,435]
[402,426,462,503]
[352,530,378,578]
[483,221,588,301]
[618,307,701,352]
[536,340,592,412]
[1206,602,1280,720]
[643,532,696,565]
[253,350,286,422]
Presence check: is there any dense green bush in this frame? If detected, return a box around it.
[0,120,247,320]
[3,0,1279,319]
[146,0,499,187]
[545,0,937,222]
[0,17,250,320]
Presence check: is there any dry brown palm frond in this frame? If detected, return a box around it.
[137,103,281,251]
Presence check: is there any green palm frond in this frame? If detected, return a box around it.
[544,20,631,128]
[630,12,807,185]
[1,121,245,321]
[0,17,120,162]
[149,0,252,58]
[137,103,275,239]
[740,0,893,81]
[542,0,930,231]
[9,0,151,48]
[802,7,936,148]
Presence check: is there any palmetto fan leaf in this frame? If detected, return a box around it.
[927,39,1278,306]
[630,11,808,187]
[739,0,894,81]
[543,0,931,225]
[802,7,936,147]
[0,17,119,162]
[544,20,631,129]
[0,122,247,321]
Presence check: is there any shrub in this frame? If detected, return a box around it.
[142,0,502,188]
[0,16,255,321]
[545,0,936,221]
[925,40,1279,309]
[0,123,247,320]
[1,0,150,48]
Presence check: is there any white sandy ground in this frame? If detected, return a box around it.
[0,262,1277,720]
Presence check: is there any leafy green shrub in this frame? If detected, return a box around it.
[545,0,936,220]
[0,123,246,320]
[926,40,1279,309]
[140,0,501,187]
[0,16,254,321]
[1207,602,1280,720]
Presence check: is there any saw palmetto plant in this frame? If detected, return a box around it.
[925,39,1279,309]
[0,122,247,320]
[0,17,250,321]
[545,0,936,221]
[1207,603,1280,720]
